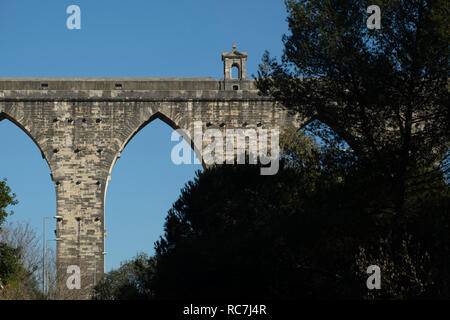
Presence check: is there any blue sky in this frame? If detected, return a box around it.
[0,0,288,271]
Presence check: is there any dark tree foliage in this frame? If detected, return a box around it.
[0,178,18,230]
[0,243,21,285]
[92,128,449,299]
[0,180,45,299]
[152,164,311,299]
[0,179,19,285]
[150,147,448,298]
[256,0,449,219]
[92,253,156,300]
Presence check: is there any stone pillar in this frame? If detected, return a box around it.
[54,163,106,300]
[48,103,112,300]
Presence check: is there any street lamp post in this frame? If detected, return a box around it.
[93,251,107,288]
[45,238,62,296]
[42,216,62,294]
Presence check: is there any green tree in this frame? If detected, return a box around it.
[255,1,450,297]
[256,0,449,220]
[150,128,378,299]
[0,243,21,286]
[0,179,45,300]
[0,179,18,230]
[90,126,448,299]
[92,253,156,300]
[149,125,449,299]
[0,178,19,288]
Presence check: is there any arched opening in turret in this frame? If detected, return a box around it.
[231,65,239,79]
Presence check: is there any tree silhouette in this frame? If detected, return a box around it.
[256,0,449,221]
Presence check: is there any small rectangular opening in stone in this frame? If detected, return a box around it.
[41,83,49,88]
[115,83,123,89]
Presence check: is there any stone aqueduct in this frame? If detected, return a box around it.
[0,47,305,298]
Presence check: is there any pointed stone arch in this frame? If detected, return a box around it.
[0,111,52,171]
[299,116,361,155]
[105,110,205,198]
